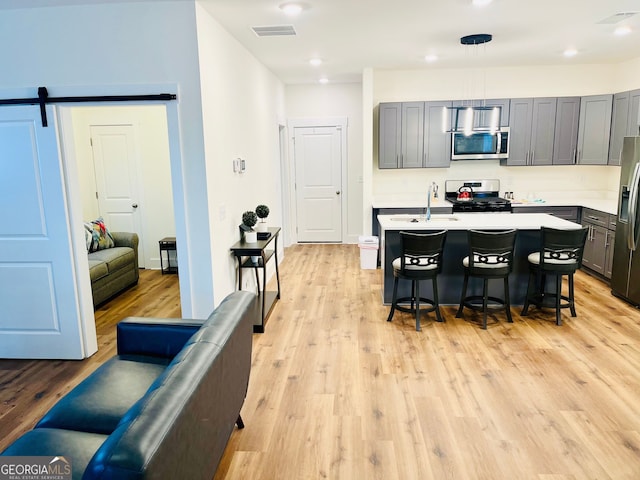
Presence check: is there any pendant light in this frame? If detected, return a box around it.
[443,33,502,134]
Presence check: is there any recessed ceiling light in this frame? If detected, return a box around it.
[279,2,305,16]
[563,48,578,57]
[472,0,493,6]
[319,77,329,84]
[309,58,323,66]
[424,54,438,63]
[614,25,632,36]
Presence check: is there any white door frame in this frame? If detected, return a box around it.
[286,117,348,244]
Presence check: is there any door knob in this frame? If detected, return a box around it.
[132,203,138,209]
[336,191,341,195]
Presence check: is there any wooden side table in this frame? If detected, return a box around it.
[229,227,281,333]
[159,237,178,274]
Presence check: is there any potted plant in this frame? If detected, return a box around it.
[255,204,270,232]
[241,210,258,243]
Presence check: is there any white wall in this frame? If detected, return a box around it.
[0,1,212,317]
[285,83,364,242]
[69,105,175,270]
[613,57,640,92]
[196,4,286,303]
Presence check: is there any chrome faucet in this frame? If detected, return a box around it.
[426,184,432,221]
[432,181,438,199]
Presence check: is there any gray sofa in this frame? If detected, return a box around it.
[89,232,139,307]
[1,290,257,480]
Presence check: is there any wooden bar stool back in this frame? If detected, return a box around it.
[387,230,447,331]
[521,226,589,325]
[456,229,517,329]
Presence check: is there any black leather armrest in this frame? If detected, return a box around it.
[117,317,205,358]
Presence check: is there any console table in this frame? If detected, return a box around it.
[230,227,281,333]
[159,237,178,274]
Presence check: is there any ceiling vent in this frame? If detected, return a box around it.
[251,25,297,37]
[597,12,638,24]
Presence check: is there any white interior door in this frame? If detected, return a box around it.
[90,124,144,266]
[294,126,343,242]
[0,105,95,359]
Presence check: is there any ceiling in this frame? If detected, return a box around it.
[200,0,640,84]
[2,0,640,85]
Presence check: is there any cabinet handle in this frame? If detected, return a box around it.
[577,150,581,164]
[525,151,529,164]
[531,150,535,165]
[573,148,577,165]
[605,230,610,247]
[587,215,599,221]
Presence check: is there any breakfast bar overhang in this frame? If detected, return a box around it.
[378,213,583,306]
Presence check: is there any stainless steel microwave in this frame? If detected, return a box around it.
[451,127,510,160]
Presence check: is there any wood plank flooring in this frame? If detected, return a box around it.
[216,244,640,480]
[0,269,181,451]
[1,245,639,479]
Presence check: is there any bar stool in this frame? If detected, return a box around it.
[387,230,447,331]
[456,229,517,330]
[521,226,589,325]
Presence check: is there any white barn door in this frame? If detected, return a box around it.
[0,105,94,359]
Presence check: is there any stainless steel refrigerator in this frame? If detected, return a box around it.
[611,136,640,305]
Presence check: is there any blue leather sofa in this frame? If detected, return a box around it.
[1,291,256,480]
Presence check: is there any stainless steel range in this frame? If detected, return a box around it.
[445,179,512,213]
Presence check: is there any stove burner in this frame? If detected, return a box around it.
[444,179,512,213]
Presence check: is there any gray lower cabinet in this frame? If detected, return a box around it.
[581,207,616,279]
[553,97,580,165]
[511,206,579,222]
[576,94,613,165]
[503,98,556,166]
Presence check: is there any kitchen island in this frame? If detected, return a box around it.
[378,213,582,306]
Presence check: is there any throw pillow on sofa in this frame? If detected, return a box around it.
[84,217,115,252]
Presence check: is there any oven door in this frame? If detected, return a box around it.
[451,128,509,160]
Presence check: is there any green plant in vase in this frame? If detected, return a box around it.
[241,211,258,244]
[255,204,270,232]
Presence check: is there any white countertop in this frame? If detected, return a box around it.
[372,196,618,215]
[378,213,582,232]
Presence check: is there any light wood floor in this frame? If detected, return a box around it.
[1,245,640,480]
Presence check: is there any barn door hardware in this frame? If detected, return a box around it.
[0,87,177,127]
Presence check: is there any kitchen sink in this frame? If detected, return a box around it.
[388,215,459,222]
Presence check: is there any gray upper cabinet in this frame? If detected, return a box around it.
[378,101,451,169]
[401,102,424,168]
[503,98,555,166]
[629,89,640,136]
[576,94,613,165]
[553,97,580,165]
[424,101,452,168]
[378,103,402,169]
[608,91,630,166]
[452,98,510,129]
[504,98,533,166]
[530,97,557,166]
[610,89,640,165]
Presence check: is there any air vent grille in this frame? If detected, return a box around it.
[252,25,297,37]
[597,12,638,24]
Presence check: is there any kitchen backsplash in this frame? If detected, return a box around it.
[372,161,620,201]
